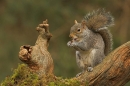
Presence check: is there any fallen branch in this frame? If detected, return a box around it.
[77,41,130,86]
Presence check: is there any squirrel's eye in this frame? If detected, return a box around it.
[77,28,80,32]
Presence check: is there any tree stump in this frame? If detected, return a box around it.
[19,20,54,76]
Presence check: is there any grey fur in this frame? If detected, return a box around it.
[67,23,105,74]
[67,9,113,76]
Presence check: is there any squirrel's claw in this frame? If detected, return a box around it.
[87,67,93,72]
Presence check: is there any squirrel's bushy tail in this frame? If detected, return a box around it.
[83,9,114,55]
[98,29,113,55]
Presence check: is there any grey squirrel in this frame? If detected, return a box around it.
[67,9,114,76]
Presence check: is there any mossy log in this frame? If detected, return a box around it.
[1,20,130,86]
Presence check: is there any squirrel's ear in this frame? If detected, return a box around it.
[81,20,87,28]
[81,20,86,26]
[74,20,78,24]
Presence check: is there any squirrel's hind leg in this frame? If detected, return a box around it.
[76,51,86,77]
[76,71,85,77]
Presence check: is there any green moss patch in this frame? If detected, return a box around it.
[1,64,87,86]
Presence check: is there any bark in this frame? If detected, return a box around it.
[19,20,130,86]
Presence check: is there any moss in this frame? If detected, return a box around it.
[0,64,40,86]
[0,64,87,86]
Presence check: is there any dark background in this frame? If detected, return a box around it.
[0,0,130,85]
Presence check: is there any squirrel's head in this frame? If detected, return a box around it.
[69,20,89,42]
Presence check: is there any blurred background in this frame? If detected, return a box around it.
[0,0,130,85]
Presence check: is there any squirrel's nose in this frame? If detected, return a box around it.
[69,34,73,38]
[69,34,75,39]
[69,34,78,41]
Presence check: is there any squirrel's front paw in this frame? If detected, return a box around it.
[87,67,93,72]
[67,41,72,47]
[67,41,77,47]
